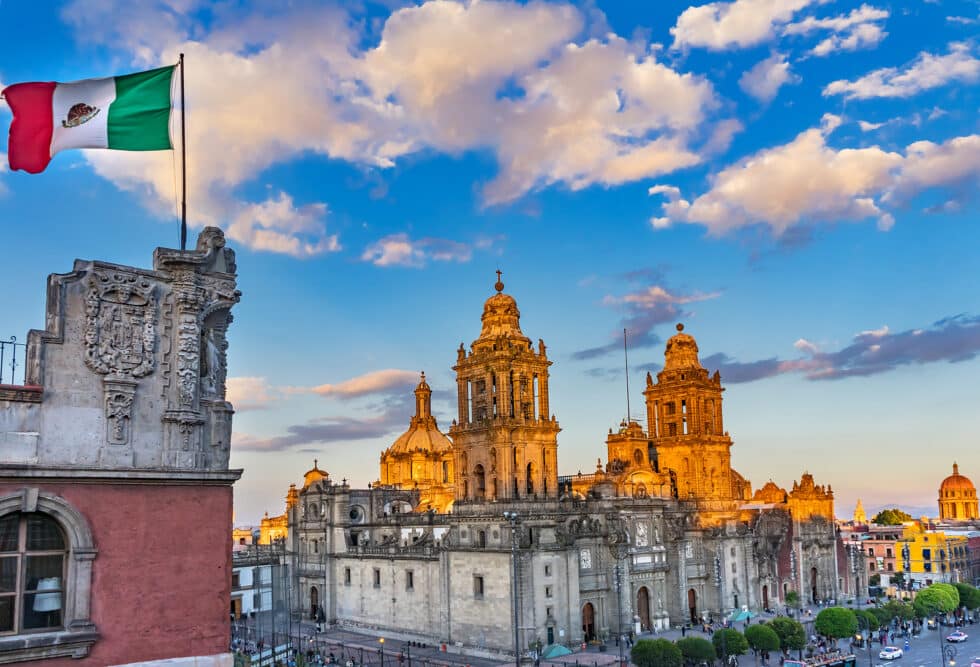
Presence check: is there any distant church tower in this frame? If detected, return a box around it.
[643,324,740,501]
[449,273,560,501]
[853,498,867,524]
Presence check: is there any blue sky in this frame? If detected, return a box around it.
[2,0,978,524]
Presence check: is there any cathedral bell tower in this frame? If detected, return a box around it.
[643,324,735,501]
[449,272,560,501]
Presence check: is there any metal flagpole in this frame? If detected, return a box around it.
[179,53,187,251]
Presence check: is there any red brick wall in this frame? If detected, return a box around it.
[0,482,232,666]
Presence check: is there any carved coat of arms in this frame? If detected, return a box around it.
[84,271,157,378]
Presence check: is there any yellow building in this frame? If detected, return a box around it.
[938,462,978,521]
[899,522,971,584]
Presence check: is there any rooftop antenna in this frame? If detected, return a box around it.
[624,328,631,424]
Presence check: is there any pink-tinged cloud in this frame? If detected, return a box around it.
[226,376,279,411]
[309,369,420,399]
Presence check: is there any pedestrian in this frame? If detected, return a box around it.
[681,624,687,637]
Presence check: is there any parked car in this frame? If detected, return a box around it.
[946,631,969,643]
[879,646,903,660]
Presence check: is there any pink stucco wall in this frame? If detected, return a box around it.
[0,481,233,666]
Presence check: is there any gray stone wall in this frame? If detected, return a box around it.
[2,228,240,472]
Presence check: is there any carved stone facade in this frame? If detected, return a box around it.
[283,276,860,655]
[0,228,242,667]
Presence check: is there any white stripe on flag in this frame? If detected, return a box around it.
[50,77,117,157]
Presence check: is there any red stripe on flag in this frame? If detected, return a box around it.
[4,82,56,174]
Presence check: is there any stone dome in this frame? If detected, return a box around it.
[663,323,704,370]
[302,460,328,489]
[477,272,529,343]
[941,463,975,492]
[386,422,453,456]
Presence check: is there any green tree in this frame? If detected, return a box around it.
[855,609,880,631]
[784,590,801,609]
[815,607,858,642]
[883,599,915,621]
[871,509,914,525]
[631,638,682,667]
[744,624,780,657]
[676,636,715,665]
[769,617,806,654]
[712,629,749,661]
[954,582,980,610]
[869,573,881,586]
[889,571,906,588]
[913,583,959,617]
[869,607,892,628]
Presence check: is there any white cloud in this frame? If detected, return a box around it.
[858,120,884,132]
[794,338,819,354]
[739,53,799,102]
[671,0,816,50]
[0,152,7,197]
[649,123,980,236]
[946,16,978,26]
[784,4,888,56]
[310,370,420,399]
[361,233,473,268]
[59,1,721,245]
[824,42,980,99]
[605,285,721,308]
[889,134,980,202]
[226,376,278,411]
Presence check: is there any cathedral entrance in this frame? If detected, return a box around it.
[474,465,486,500]
[581,602,596,641]
[688,589,698,623]
[810,567,818,604]
[762,584,769,612]
[637,587,651,631]
[309,586,318,619]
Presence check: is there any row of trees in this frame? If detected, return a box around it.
[631,618,807,666]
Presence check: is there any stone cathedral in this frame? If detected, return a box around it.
[284,277,861,652]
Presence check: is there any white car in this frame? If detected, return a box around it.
[879,646,903,660]
[947,631,969,643]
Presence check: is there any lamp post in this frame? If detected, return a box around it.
[856,616,873,667]
[943,644,956,666]
[379,637,386,667]
[614,561,624,667]
[504,511,521,667]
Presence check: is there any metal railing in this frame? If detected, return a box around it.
[0,336,26,385]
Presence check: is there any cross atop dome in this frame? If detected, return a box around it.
[495,269,504,293]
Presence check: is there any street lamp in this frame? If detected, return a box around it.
[856,616,873,667]
[504,511,521,667]
[943,644,956,666]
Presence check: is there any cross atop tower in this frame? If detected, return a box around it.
[495,269,504,292]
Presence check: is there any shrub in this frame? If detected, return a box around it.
[631,638,682,667]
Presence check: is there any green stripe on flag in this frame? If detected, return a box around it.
[107,65,175,151]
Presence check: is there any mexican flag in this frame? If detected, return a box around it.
[3,65,175,174]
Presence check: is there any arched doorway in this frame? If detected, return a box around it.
[688,588,698,623]
[582,602,596,641]
[474,464,486,499]
[309,586,319,619]
[762,584,769,612]
[637,587,651,631]
[810,567,818,604]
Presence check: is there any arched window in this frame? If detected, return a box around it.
[0,513,66,633]
[0,490,98,661]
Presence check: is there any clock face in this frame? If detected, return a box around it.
[580,548,592,570]
[349,505,365,523]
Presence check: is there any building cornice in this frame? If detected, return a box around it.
[0,466,243,486]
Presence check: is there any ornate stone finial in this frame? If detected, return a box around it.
[954,462,959,475]
[676,323,684,332]
[494,269,504,293]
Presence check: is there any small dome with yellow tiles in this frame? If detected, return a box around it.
[384,373,452,456]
